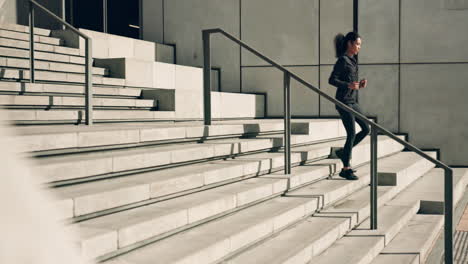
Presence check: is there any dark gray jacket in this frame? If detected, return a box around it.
[328,54,359,104]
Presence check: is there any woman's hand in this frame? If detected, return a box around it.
[348,82,360,90]
[359,79,368,89]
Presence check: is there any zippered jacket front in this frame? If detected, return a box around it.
[328,54,359,104]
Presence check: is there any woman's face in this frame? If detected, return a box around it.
[347,37,362,55]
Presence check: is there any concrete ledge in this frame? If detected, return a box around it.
[211,92,265,118]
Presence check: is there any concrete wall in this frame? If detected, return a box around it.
[0,0,18,24]
[357,0,468,165]
[142,0,164,43]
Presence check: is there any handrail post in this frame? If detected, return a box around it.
[84,38,93,125]
[203,31,212,125]
[28,1,35,83]
[445,168,453,264]
[370,125,378,229]
[283,72,291,174]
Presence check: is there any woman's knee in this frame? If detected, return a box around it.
[361,125,370,135]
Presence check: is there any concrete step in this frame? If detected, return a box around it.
[386,168,468,213]
[304,205,421,264]
[102,150,410,264]
[76,177,289,260]
[225,151,435,264]
[0,57,107,75]
[371,215,444,264]
[0,68,123,85]
[16,119,287,152]
[0,46,85,64]
[369,168,468,263]
[52,136,403,223]
[0,28,61,45]
[37,130,401,184]
[53,134,402,219]
[0,81,142,97]
[0,37,82,56]
[100,192,319,264]
[0,23,51,37]
[4,109,175,123]
[0,94,155,108]
[36,135,307,183]
[310,168,468,264]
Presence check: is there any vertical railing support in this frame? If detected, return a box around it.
[370,125,378,229]
[28,2,35,83]
[61,0,66,29]
[283,72,291,174]
[445,168,454,264]
[202,31,212,126]
[84,38,93,125]
[103,0,108,33]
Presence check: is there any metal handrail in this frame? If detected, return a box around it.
[202,28,453,263]
[28,0,94,125]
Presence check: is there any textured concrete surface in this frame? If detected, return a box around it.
[163,0,241,93]
[141,0,164,43]
[401,0,468,63]
[358,65,399,131]
[358,0,399,63]
[400,64,468,165]
[320,0,353,64]
[241,0,319,66]
[242,66,319,117]
[211,91,265,118]
[0,0,18,25]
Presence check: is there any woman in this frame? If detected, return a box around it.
[328,32,370,180]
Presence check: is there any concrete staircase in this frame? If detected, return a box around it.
[0,23,171,124]
[1,23,465,264]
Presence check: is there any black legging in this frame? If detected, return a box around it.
[336,103,370,167]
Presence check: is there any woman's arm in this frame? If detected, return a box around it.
[328,57,349,90]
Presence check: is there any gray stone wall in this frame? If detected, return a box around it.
[0,0,18,24]
[357,0,468,165]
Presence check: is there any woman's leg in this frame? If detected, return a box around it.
[350,103,370,147]
[337,107,356,167]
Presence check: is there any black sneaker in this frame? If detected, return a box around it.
[339,168,359,180]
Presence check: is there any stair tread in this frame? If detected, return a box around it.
[310,236,385,264]
[0,82,142,97]
[0,46,83,64]
[108,195,316,264]
[380,214,443,255]
[387,167,468,208]
[0,23,51,36]
[0,28,61,45]
[307,168,468,264]
[0,57,106,75]
[104,151,408,264]
[0,37,82,56]
[0,94,154,107]
[225,151,435,264]
[76,177,289,259]
[0,68,124,83]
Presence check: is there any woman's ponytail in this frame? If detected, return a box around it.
[334,33,345,58]
[333,32,361,58]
